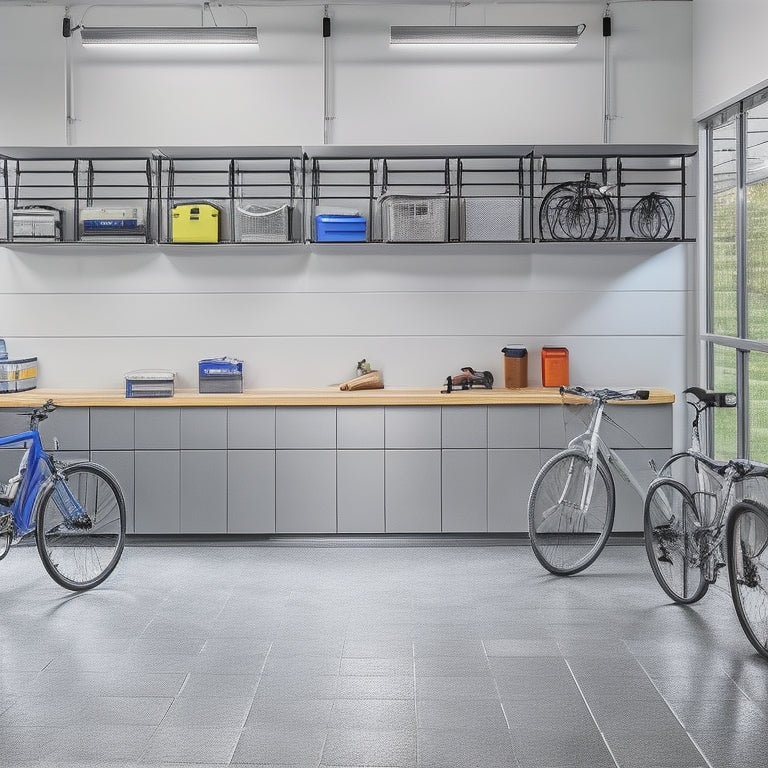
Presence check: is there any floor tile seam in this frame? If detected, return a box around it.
[562,657,622,768]
[627,652,715,768]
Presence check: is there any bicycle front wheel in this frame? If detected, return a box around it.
[35,462,126,591]
[528,449,615,575]
[727,500,768,659]
[643,478,707,604]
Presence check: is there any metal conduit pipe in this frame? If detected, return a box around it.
[602,6,612,143]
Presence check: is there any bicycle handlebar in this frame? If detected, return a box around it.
[18,399,56,429]
[683,386,737,409]
[559,385,650,403]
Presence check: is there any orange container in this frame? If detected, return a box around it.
[541,347,569,387]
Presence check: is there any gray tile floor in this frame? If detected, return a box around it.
[1,539,767,767]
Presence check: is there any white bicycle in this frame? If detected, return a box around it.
[527,385,653,575]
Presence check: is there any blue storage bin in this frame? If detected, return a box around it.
[315,215,367,242]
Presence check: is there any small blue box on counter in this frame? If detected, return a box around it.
[199,357,243,394]
[315,215,367,242]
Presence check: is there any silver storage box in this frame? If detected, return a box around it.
[462,197,523,241]
[381,194,448,242]
[235,204,291,243]
[12,207,62,242]
[125,369,175,398]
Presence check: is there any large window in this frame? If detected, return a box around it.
[706,91,768,461]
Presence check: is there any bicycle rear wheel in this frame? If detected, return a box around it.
[643,477,707,604]
[528,449,615,575]
[35,462,126,591]
[727,500,768,659]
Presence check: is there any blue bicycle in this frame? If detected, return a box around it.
[0,400,126,590]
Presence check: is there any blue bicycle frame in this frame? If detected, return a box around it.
[0,428,54,537]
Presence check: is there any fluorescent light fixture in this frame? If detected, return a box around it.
[390,25,585,46]
[80,26,258,46]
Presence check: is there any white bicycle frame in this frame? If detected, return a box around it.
[562,397,649,514]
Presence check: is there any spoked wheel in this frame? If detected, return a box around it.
[528,449,615,575]
[539,179,616,241]
[35,463,126,591]
[727,500,768,659]
[643,478,707,604]
[629,192,675,240]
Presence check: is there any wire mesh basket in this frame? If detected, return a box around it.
[235,203,291,243]
[462,197,522,241]
[381,194,448,242]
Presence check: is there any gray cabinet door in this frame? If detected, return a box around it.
[134,451,180,533]
[228,450,276,533]
[40,407,89,452]
[135,408,180,450]
[276,408,336,449]
[385,450,441,533]
[228,408,276,449]
[488,449,542,532]
[181,450,227,533]
[442,407,487,449]
[488,406,540,449]
[337,450,384,533]
[276,450,336,533]
[442,449,487,532]
[182,408,227,450]
[91,408,134,451]
[385,408,441,449]
[91,450,135,534]
[337,407,384,449]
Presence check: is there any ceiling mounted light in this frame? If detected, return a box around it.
[79,26,259,46]
[390,25,585,46]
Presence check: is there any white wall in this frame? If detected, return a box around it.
[0,2,695,146]
[0,241,693,393]
[0,1,694,447]
[693,0,768,119]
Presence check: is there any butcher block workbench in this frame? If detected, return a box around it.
[0,387,674,536]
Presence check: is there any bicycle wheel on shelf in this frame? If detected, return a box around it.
[539,180,616,241]
[727,499,768,659]
[527,448,615,575]
[629,192,675,240]
[643,477,707,604]
[35,462,126,591]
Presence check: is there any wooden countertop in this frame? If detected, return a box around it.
[0,387,675,407]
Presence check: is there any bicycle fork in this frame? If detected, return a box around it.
[50,474,92,531]
[569,406,605,521]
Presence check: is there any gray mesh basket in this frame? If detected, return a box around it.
[381,194,448,242]
[236,203,291,243]
[462,197,522,241]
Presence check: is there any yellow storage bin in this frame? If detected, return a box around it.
[171,202,220,243]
